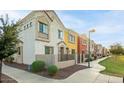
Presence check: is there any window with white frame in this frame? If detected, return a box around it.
[71,49,75,54]
[45,46,54,54]
[81,40,87,45]
[23,22,32,30]
[24,26,26,30]
[18,47,21,55]
[27,24,29,29]
[58,30,63,39]
[69,34,75,43]
[30,22,32,27]
[39,22,48,34]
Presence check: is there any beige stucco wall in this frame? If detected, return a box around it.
[55,60,75,69]
[36,54,75,69]
[36,54,55,67]
[16,16,36,65]
[34,11,65,55]
[16,11,76,68]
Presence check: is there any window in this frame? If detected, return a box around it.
[45,46,54,54]
[81,40,87,45]
[58,30,63,39]
[27,24,29,29]
[24,26,26,30]
[80,40,82,44]
[71,49,75,54]
[69,34,75,43]
[39,22,48,34]
[30,22,32,27]
[18,47,21,55]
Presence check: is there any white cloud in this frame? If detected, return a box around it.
[0,10,30,22]
[0,11,20,21]
[56,11,87,33]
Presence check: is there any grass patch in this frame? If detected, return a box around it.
[99,55,124,77]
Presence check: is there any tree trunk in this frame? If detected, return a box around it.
[0,59,3,83]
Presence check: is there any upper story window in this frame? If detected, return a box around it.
[81,40,87,45]
[58,30,63,39]
[23,22,32,30]
[18,47,21,55]
[30,22,32,27]
[39,22,48,34]
[24,26,26,30]
[69,34,75,43]
[27,24,29,29]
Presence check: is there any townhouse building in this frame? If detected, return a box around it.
[93,42,97,59]
[63,28,78,63]
[96,44,103,58]
[14,10,77,68]
[13,10,109,68]
[78,34,87,63]
[90,40,96,59]
[102,47,107,57]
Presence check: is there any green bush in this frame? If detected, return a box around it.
[5,56,14,62]
[85,58,93,62]
[48,65,58,76]
[31,60,45,72]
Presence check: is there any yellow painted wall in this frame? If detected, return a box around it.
[64,29,78,53]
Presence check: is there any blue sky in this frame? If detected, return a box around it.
[0,10,124,48]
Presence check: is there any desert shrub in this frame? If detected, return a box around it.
[31,60,45,72]
[48,65,58,76]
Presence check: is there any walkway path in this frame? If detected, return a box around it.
[2,57,123,83]
[61,57,123,83]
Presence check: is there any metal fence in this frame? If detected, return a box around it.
[58,54,75,61]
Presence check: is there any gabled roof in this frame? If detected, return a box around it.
[17,11,34,24]
[46,10,65,28]
[18,10,65,28]
[57,41,66,46]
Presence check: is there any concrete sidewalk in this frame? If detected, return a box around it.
[2,57,123,83]
[60,57,123,83]
[3,64,60,83]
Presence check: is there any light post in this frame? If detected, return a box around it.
[88,29,95,68]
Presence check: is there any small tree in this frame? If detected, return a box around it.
[110,43,124,55]
[0,14,19,82]
[110,43,124,62]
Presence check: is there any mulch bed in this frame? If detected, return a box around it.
[1,74,17,83]
[35,65,88,79]
[4,62,88,79]
[4,61,28,71]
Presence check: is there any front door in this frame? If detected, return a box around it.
[60,47,64,61]
[81,51,84,63]
[17,46,23,64]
